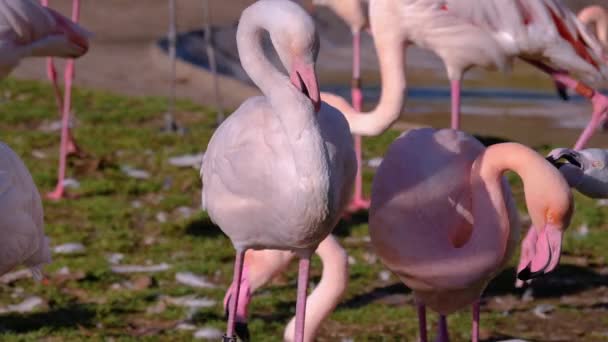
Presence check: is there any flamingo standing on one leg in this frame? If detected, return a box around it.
[321,0,608,141]
[369,128,573,342]
[312,0,371,212]
[200,1,356,341]
[0,0,89,280]
[222,235,348,342]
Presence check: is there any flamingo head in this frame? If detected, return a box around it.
[46,7,91,58]
[517,161,574,282]
[290,56,321,112]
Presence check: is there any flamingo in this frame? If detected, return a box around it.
[515,145,608,288]
[0,0,87,279]
[369,127,573,342]
[578,5,608,49]
[222,235,348,342]
[310,0,371,213]
[0,143,51,279]
[200,1,356,341]
[217,4,364,339]
[39,0,88,200]
[546,147,608,197]
[321,0,608,148]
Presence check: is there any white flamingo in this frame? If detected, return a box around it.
[200,1,356,341]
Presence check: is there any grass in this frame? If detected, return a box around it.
[0,78,608,341]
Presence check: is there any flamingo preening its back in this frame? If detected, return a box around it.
[369,128,573,342]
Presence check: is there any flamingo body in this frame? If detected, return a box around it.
[369,128,573,340]
[200,1,356,340]
[0,142,51,278]
[203,97,355,252]
[369,129,519,314]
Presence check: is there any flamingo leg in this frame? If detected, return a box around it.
[472,301,480,342]
[346,30,370,213]
[223,264,252,341]
[225,250,246,342]
[294,254,311,342]
[41,0,82,157]
[417,301,428,342]
[163,0,183,133]
[523,58,608,150]
[202,0,225,126]
[47,0,81,200]
[450,79,461,130]
[435,315,450,342]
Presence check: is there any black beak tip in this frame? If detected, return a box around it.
[557,88,569,101]
[517,263,545,281]
[235,322,250,342]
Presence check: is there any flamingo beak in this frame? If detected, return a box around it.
[47,8,91,56]
[517,225,563,281]
[290,58,321,112]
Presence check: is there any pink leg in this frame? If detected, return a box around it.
[223,264,252,341]
[523,58,608,150]
[472,301,480,342]
[450,79,461,130]
[294,255,311,342]
[47,59,75,200]
[435,315,449,342]
[417,301,428,342]
[225,250,246,341]
[345,30,370,213]
[43,0,82,157]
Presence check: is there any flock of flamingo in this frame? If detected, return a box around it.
[1,0,608,341]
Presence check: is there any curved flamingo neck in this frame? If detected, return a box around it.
[468,143,565,260]
[322,0,405,136]
[236,9,291,103]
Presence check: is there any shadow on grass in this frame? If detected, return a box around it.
[485,264,608,299]
[333,211,369,237]
[0,303,95,334]
[339,282,412,310]
[482,333,539,342]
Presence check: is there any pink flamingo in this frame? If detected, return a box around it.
[40,0,86,200]
[222,235,348,342]
[0,0,87,280]
[0,143,51,279]
[321,0,608,146]
[312,0,370,212]
[369,128,573,342]
[578,5,608,49]
[200,1,356,341]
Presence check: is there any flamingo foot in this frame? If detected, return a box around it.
[46,185,65,201]
[160,114,186,135]
[222,335,237,342]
